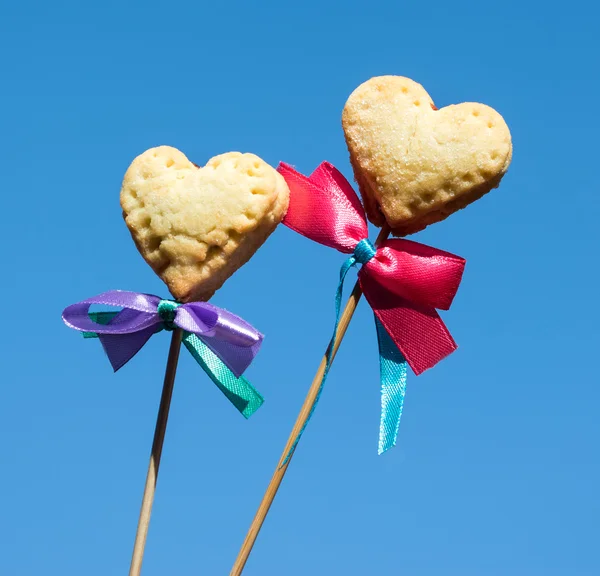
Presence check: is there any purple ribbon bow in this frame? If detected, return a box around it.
[62,290,262,377]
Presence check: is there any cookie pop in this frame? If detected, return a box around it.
[62,146,289,576]
[231,76,512,575]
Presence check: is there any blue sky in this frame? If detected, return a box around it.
[1,1,599,575]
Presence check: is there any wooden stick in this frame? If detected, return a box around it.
[230,226,391,576]
[129,328,183,576]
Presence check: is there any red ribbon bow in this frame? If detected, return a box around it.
[279,162,466,375]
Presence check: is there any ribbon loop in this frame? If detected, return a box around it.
[365,239,465,311]
[279,162,368,252]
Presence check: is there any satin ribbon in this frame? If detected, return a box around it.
[279,162,466,453]
[62,290,264,418]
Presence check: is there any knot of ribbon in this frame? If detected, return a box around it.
[62,290,264,418]
[279,162,466,454]
[157,299,179,330]
[353,238,377,264]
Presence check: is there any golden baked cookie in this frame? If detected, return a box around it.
[121,146,289,302]
[342,76,512,235]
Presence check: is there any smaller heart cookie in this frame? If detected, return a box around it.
[121,146,289,302]
[342,76,512,235]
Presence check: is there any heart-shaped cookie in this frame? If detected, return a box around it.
[120,146,289,302]
[342,76,512,235]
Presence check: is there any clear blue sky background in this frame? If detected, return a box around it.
[1,2,598,575]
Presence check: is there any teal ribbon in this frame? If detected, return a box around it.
[375,318,407,454]
[182,333,263,418]
[83,304,263,419]
[282,238,408,464]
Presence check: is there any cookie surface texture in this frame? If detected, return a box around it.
[342,76,512,235]
[121,146,289,302]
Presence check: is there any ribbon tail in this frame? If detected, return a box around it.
[199,337,261,379]
[99,326,157,372]
[82,311,157,371]
[360,271,457,375]
[374,317,408,454]
[280,255,358,466]
[183,333,263,418]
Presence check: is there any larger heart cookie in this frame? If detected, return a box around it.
[342,76,512,235]
[121,146,289,302]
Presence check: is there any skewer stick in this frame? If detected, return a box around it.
[129,328,184,576]
[230,226,391,576]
